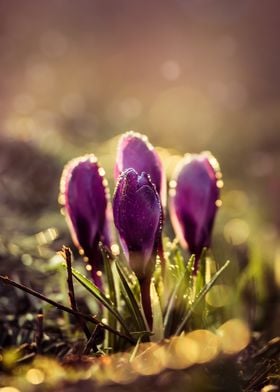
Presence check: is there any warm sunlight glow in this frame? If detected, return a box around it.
[217,319,250,354]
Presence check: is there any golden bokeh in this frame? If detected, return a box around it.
[0,388,21,392]
[217,319,250,355]
[104,353,137,384]
[130,343,166,376]
[223,219,250,246]
[26,368,45,385]
[206,284,232,308]
[186,330,220,364]
[164,335,200,369]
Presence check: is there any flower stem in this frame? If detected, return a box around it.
[139,277,152,330]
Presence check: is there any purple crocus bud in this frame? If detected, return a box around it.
[113,168,162,328]
[59,154,111,288]
[169,152,223,273]
[115,131,166,208]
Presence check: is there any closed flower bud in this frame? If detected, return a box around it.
[113,168,162,328]
[59,154,111,287]
[169,152,222,272]
[113,168,162,280]
[115,131,166,208]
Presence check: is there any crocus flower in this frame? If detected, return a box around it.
[113,168,162,328]
[115,131,166,208]
[169,152,222,273]
[59,154,111,288]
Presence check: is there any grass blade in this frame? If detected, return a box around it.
[0,274,133,343]
[175,259,231,335]
[70,266,132,338]
[101,246,118,350]
[115,259,148,334]
[163,255,195,334]
[150,281,164,342]
[102,248,117,308]
[129,335,143,362]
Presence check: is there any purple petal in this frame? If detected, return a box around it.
[115,131,166,207]
[59,155,111,271]
[113,168,162,279]
[169,152,222,259]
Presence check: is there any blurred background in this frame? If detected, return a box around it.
[0,0,279,285]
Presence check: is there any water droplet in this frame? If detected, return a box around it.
[216,180,224,189]
[89,155,97,163]
[58,194,65,205]
[111,243,120,256]
[215,199,222,207]
[22,254,33,266]
[98,167,106,177]
[216,171,223,180]
[60,207,66,216]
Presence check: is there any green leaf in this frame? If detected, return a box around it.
[101,247,117,307]
[150,281,164,342]
[115,259,148,334]
[174,259,231,335]
[163,254,195,337]
[186,254,196,302]
[70,266,131,338]
[194,248,207,297]
[186,253,196,275]
[101,246,118,351]
[174,247,186,277]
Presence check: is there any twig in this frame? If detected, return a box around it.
[0,274,134,343]
[16,353,36,364]
[35,309,44,350]
[245,361,278,392]
[83,325,100,355]
[61,246,91,339]
[252,337,280,359]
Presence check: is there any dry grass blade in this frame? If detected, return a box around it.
[0,274,133,343]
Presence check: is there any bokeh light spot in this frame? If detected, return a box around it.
[206,284,232,307]
[131,343,166,375]
[186,330,220,364]
[26,368,45,385]
[224,218,250,245]
[217,319,250,354]
[161,60,181,81]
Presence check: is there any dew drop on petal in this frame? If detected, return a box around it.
[216,180,224,189]
[215,199,222,207]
